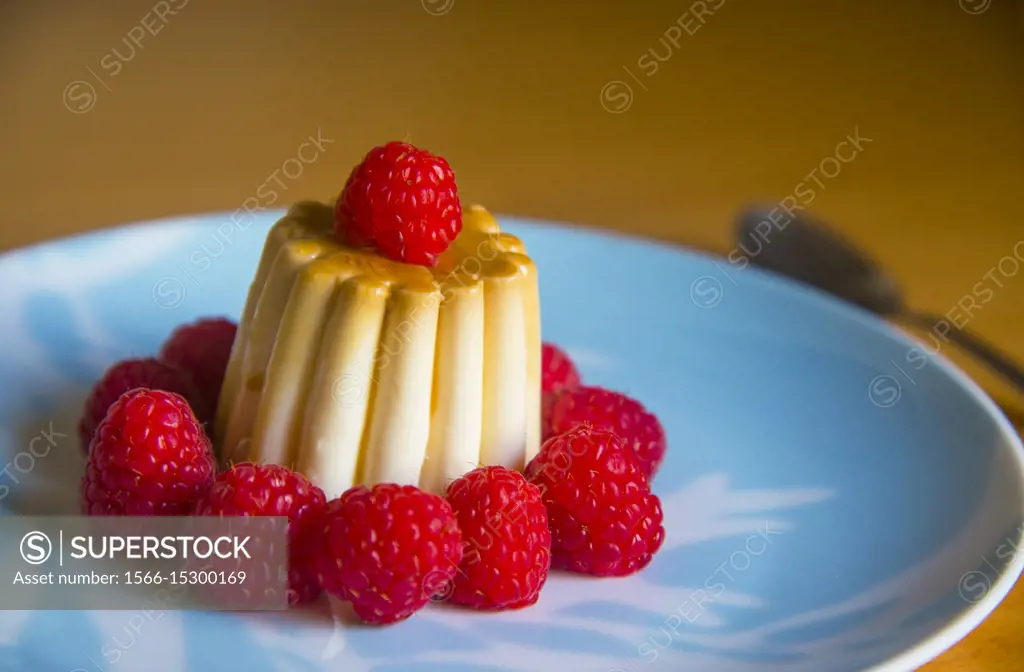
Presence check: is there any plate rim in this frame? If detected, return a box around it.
[2,209,1023,671]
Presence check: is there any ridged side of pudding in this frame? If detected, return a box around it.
[215,201,541,497]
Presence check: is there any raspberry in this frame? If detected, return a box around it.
[159,317,237,418]
[193,463,327,606]
[334,141,462,266]
[525,427,664,577]
[541,342,581,394]
[315,483,462,625]
[544,385,667,480]
[78,357,207,455]
[444,466,551,610]
[82,388,216,516]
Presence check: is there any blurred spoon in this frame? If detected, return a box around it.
[734,208,1024,395]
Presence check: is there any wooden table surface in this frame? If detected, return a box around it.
[1,1,1022,668]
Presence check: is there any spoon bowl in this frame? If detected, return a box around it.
[735,207,905,315]
[734,206,1024,395]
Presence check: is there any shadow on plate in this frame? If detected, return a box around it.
[5,392,88,516]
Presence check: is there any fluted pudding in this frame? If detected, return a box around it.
[214,200,541,498]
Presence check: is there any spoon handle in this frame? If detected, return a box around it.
[903,311,1024,394]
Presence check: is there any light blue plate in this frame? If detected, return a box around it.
[1,210,1022,672]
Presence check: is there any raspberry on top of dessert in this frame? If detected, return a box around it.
[335,141,462,266]
[216,144,541,500]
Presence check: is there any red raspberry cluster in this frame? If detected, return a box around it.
[79,316,328,606]
[306,343,667,623]
[78,322,667,624]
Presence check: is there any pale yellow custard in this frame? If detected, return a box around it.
[214,201,541,497]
